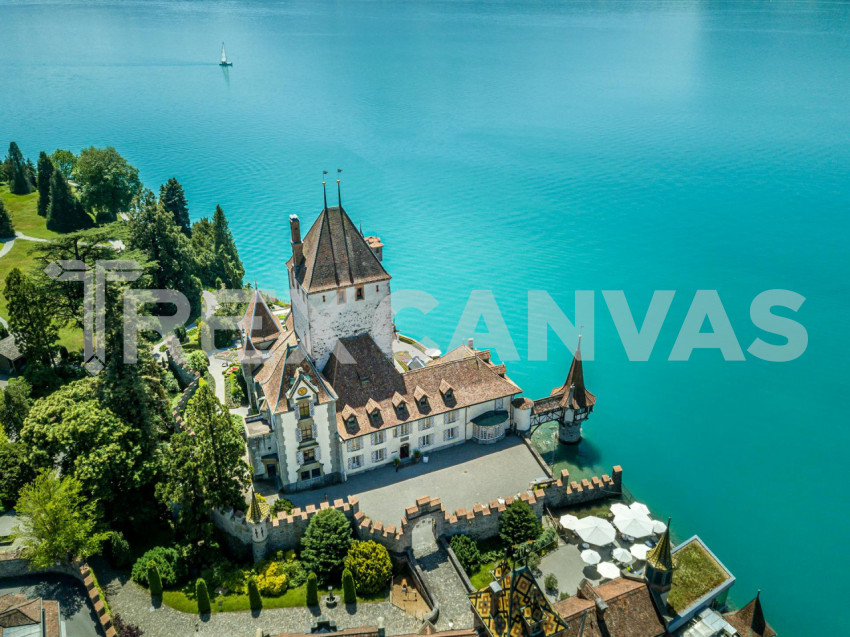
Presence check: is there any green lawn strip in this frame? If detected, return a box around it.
[88,565,113,621]
[667,542,730,613]
[162,582,387,613]
[467,536,507,590]
[0,184,59,240]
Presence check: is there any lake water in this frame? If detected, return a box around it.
[3,1,849,633]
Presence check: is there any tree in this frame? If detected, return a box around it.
[46,168,89,232]
[0,437,35,508]
[196,578,211,615]
[74,146,141,222]
[342,568,356,604]
[343,540,391,595]
[148,561,163,597]
[36,152,53,217]
[499,500,541,549]
[248,576,262,611]
[131,546,183,587]
[20,378,148,519]
[187,350,209,375]
[301,507,352,583]
[0,378,32,440]
[127,193,201,315]
[305,572,319,606]
[160,178,190,233]
[449,534,481,574]
[156,385,250,541]
[50,149,77,179]
[5,142,33,195]
[12,470,108,568]
[212,205,244,288]
[0,198,14,238]
[4,268,58,367]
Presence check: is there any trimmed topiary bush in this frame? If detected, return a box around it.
[196,578,211,615]
[301,507,352,582]
[343,540,392,596]
[342,568,356,604]
[248,576,262,611]
[306,572,318,606]
[131,546,182,587]
[147,562,163,598]
[449,534,481,574]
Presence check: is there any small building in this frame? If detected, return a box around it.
[0,593,61,637]
[0,335,23,374]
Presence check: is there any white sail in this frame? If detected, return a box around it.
[221,43,227,63]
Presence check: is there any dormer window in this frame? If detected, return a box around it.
[413,386,429,410]
[366,398,382,426]
[347,416,357,428]
[439,379,455,402]
[392,391,408,418]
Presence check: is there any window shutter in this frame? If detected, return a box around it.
[310,402,315,417]
[443,413,448,425]
[348,457,353,470]
[315,446,322,461]
[296,450,304,465]
[295,427,302,442]
[312,422,317,439]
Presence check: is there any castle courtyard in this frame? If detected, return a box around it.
[285,435,548,526]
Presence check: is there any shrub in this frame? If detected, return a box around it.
[113,613,144,637]
[301,508,352,582]
[527,552,542,573]
[196,578,211,615]
[343,540,392,595]
[162,372,180,394]
[342,568,356,604]
[188,350,209,374]
[449,534,481,574]
[532,527,558,554]
[558,591,570,601]
[147,562,163,598]
[108,531,132,569]
[255,561,287,596]
[131,547,182,587]
[271,498,294,516]
[248,576,262,611]
[280,559,307,588]
[201,558,246,594]
[544,573,558,593]
[306,572,319,606]
[499,500,541,548]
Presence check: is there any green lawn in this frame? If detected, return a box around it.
[667,542,730,613]
[162,582,387,614]
[0,184,59,240]
[0,240,39,317]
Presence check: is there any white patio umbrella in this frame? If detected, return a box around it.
[630,502,651,516]
[574,516,616,546]
[610,503,630,516]
[652,519,667,534]
[613,510,655,538]
[581,549,601,565]
[612,547,634,565]
[630,544,650,560]
[559,514,580,531]
[597,562,621,579]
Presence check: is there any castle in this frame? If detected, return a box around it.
[238,183,595,492]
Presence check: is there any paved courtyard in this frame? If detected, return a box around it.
[287,436,549,525]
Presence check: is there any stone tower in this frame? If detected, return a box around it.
[645,518,674,593]
[552,335,596,444]
[286,182,393,370]
[246,490,270,561]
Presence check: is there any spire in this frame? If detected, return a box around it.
[322,181,328,210]
[247,489,262,523]
[337,168,343,209]
[646,517,673,572]
[554,334,594,409]
[749,590,767,637]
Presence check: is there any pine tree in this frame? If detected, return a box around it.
[159,177,190,233]
[342,568,356,604]
[306,572,319,606]
[196,578,211,615]
[5,142,33,195]
[248,575,262,611]
[36,152,53,217]
[148,561,163,597]
[46,168,88,232]
[212,205,244,288]
[0,199,14,238]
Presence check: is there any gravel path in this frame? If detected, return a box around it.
[412,540,472,630]
[95,561,422,637]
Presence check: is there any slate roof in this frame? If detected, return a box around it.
[287,205,391,294]
[725,592,776,637]
[250,340,335,414]
[550,337,595,410]
[553,578,666,637]
[646,522,674,572]
[239,289,283,346]
[0,336,22,362]
[323,335,521,440]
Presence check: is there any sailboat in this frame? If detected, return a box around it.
[219,42,233,67]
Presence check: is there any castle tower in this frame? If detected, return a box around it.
[286,182,393,369]
[246,489,270,561]
[645,518,674,593]
[552,335,596,444]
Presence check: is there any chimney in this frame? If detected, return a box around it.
[468,337,474,350]
[289,214,303,263]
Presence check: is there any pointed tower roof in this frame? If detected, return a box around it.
[239,288,282,344]
[287,205,391,294]
[246,489,269,524]
[726,591,776,637]
[646,518,674,572]
[551,335,596,409]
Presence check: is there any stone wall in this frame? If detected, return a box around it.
[216,466,622,560]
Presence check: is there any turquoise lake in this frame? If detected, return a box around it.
[2,1,849,633]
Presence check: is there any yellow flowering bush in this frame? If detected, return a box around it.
[255,562,287,596]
